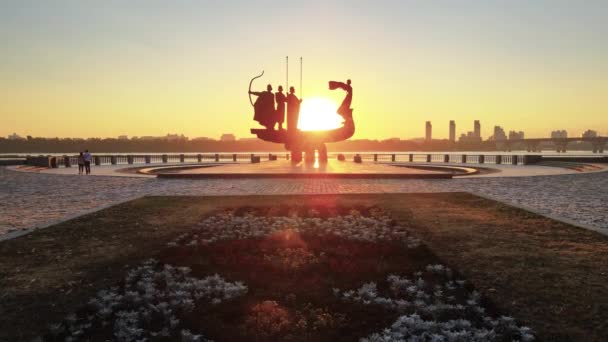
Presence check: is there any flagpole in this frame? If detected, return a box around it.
[286,56,289,91]
[299,57,302,99]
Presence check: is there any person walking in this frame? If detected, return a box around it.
[77,152,85,175]
[83,149,92,175]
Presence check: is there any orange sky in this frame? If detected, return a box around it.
[1,1,606,140]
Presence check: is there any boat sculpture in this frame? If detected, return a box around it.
[249,74,355,163]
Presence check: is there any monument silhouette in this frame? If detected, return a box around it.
[249,68,355,163]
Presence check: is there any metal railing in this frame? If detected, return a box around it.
[330,153,537,165]
[31,152,540,168]
[52,153,290,168]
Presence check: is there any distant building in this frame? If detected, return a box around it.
[459,131,482,143]
[508,131,525,140]
[166,133,187,141]
[449,121,456,142]
[582,129,598,138]
[191,136,213,142]
[117,135,129,140]
[474,120,481,139]
[220,133,236,142]
[551,130,568,139]
[7,133,24,140]
[425,121,432,142]
[138,136,158,141]
[492,126,507,141]
[238,137,258,142]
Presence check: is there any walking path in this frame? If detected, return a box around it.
[1,165,607,239]
[24,160,596,178]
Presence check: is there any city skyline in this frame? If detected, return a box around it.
[5,120,604,142]
[1,1,607,139]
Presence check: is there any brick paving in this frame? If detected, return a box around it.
[1,166,606,236]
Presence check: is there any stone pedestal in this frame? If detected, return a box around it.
[304,149,315,163]
[318,144,328,163]
[291,151,303,163]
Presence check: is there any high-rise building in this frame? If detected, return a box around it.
[582,129,598,138]
[551,130,568,139]
[493,126,507,141]
[458,131,482,143]
[449,121,456,142]
[508,131,525,140]
[474,120,481,139]
[425,121,432,141]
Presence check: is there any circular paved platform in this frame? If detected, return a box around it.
[139,160,477,179]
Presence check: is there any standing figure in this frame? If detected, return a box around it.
[275,86,287,130]
[286,86,302,133]
[329,79,353,120]
[250,84,276,130]
[77,152,85,175]
[83,149,92,175]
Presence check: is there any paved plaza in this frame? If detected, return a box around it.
[146,160,458,178]
[1,164,607,238]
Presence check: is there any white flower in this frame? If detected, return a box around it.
[51,259,247,341]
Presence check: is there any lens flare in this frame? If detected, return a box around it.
[297,97,343,131]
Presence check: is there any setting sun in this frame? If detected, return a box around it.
[297,97,344,131]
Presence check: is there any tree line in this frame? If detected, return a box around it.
[0,136,495,154]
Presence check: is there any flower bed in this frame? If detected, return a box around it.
[44,206,533,341]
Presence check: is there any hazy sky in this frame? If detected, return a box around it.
[1,0,606,140]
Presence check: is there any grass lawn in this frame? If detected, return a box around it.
[1,193,607,341]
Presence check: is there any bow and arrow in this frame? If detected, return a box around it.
[248,56,302,107]
[248,70,264,107]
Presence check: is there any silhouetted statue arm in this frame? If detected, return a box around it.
[249,91,264,96]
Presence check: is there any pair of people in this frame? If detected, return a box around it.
[77,150,92,175]
[250,85,301,132]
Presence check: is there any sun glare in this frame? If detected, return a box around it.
[297,97,344,131]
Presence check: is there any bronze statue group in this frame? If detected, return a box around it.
[248,77,354,163]
[250,79,353,133]
[249,85,302,132]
